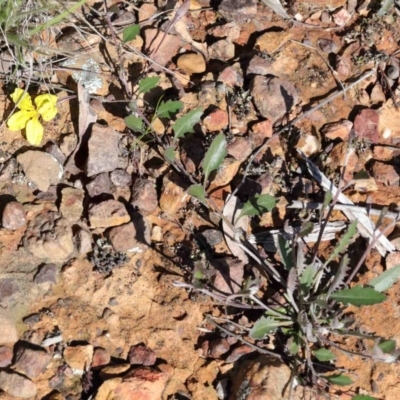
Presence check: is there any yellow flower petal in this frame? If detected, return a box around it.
[7,110,36,131]
[35,94,58,121]
[10,88,34,111]
[26,116,44,146]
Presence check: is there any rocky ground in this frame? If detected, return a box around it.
[1,0,400,399]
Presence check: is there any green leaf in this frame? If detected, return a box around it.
[138,76,160,94]
[313,348,335,362]
[187,184,206,203]
[330,286,386,307]
[156,100,183,118]
[378,339,396,354]
[287,335,300,355]
[249,316,283,340]
[124,115,143,132]
[202,133,227,184]
[165,146,176,163]
[299,266,316,295]
[122,24,140,43]
[298,221,314,238]
[352,395,377,400]
[277,235,293,270]
[324,220,357,267]
[323,374,353,386]
[172,108,203,140]
[369,264,400,293]
[239,194,278,218]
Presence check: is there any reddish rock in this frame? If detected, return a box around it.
[13,344,52,378]
[131,179,158,215]
[208,22,240,40]
[128,344,157,366]
[208,39,235,61]
[371,162,399,186]
[333,8,351,26]
[218,0,257,24]
[1,201,26,230]
[159,174,190,216]
[353,109,379,143]
[86,124,120,177]
[0,371,37,398]
[373,146,400,161]
[230,356,292,400]
[60,187,84,223]
[251,76,298,123]
[34,263,58,284]
[110,169,132,187]
[228,138,252,161]
[247,55,273,76]
[89,200,130,229]
[87,173,112,198]
[218,65,244,87]
[203,109,229,132]
[209,338,230,358]
[0,346,12,368]
[226,345,254,363]
[108,222,146,253]
[321,120,353,141]
[92,347,111,370]
[144,28,182,69]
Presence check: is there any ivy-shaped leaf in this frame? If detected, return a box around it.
[165,146,176,163]
[122,24,140,43]
[203,133,227,184]
[324,220,357,267]
[187,184,206,203]
[369,264,400,293]
[124,115,143,132]
[156,100,183,118]
[138,76,160,94]
[313,348,335,362]
[172,108,203,141]
[323,374,353,386]
[239,194,278,219]
[299,266,316,295]
[330,286,386,307]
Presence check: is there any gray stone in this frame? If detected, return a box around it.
[86,124,119,177]
[17,150,63,192]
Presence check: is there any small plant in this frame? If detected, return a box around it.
[169,132,400,399]
[7,88,58,146]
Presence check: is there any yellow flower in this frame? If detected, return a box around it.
[7,88,58,146]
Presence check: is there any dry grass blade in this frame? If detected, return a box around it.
[299,150,395,256]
